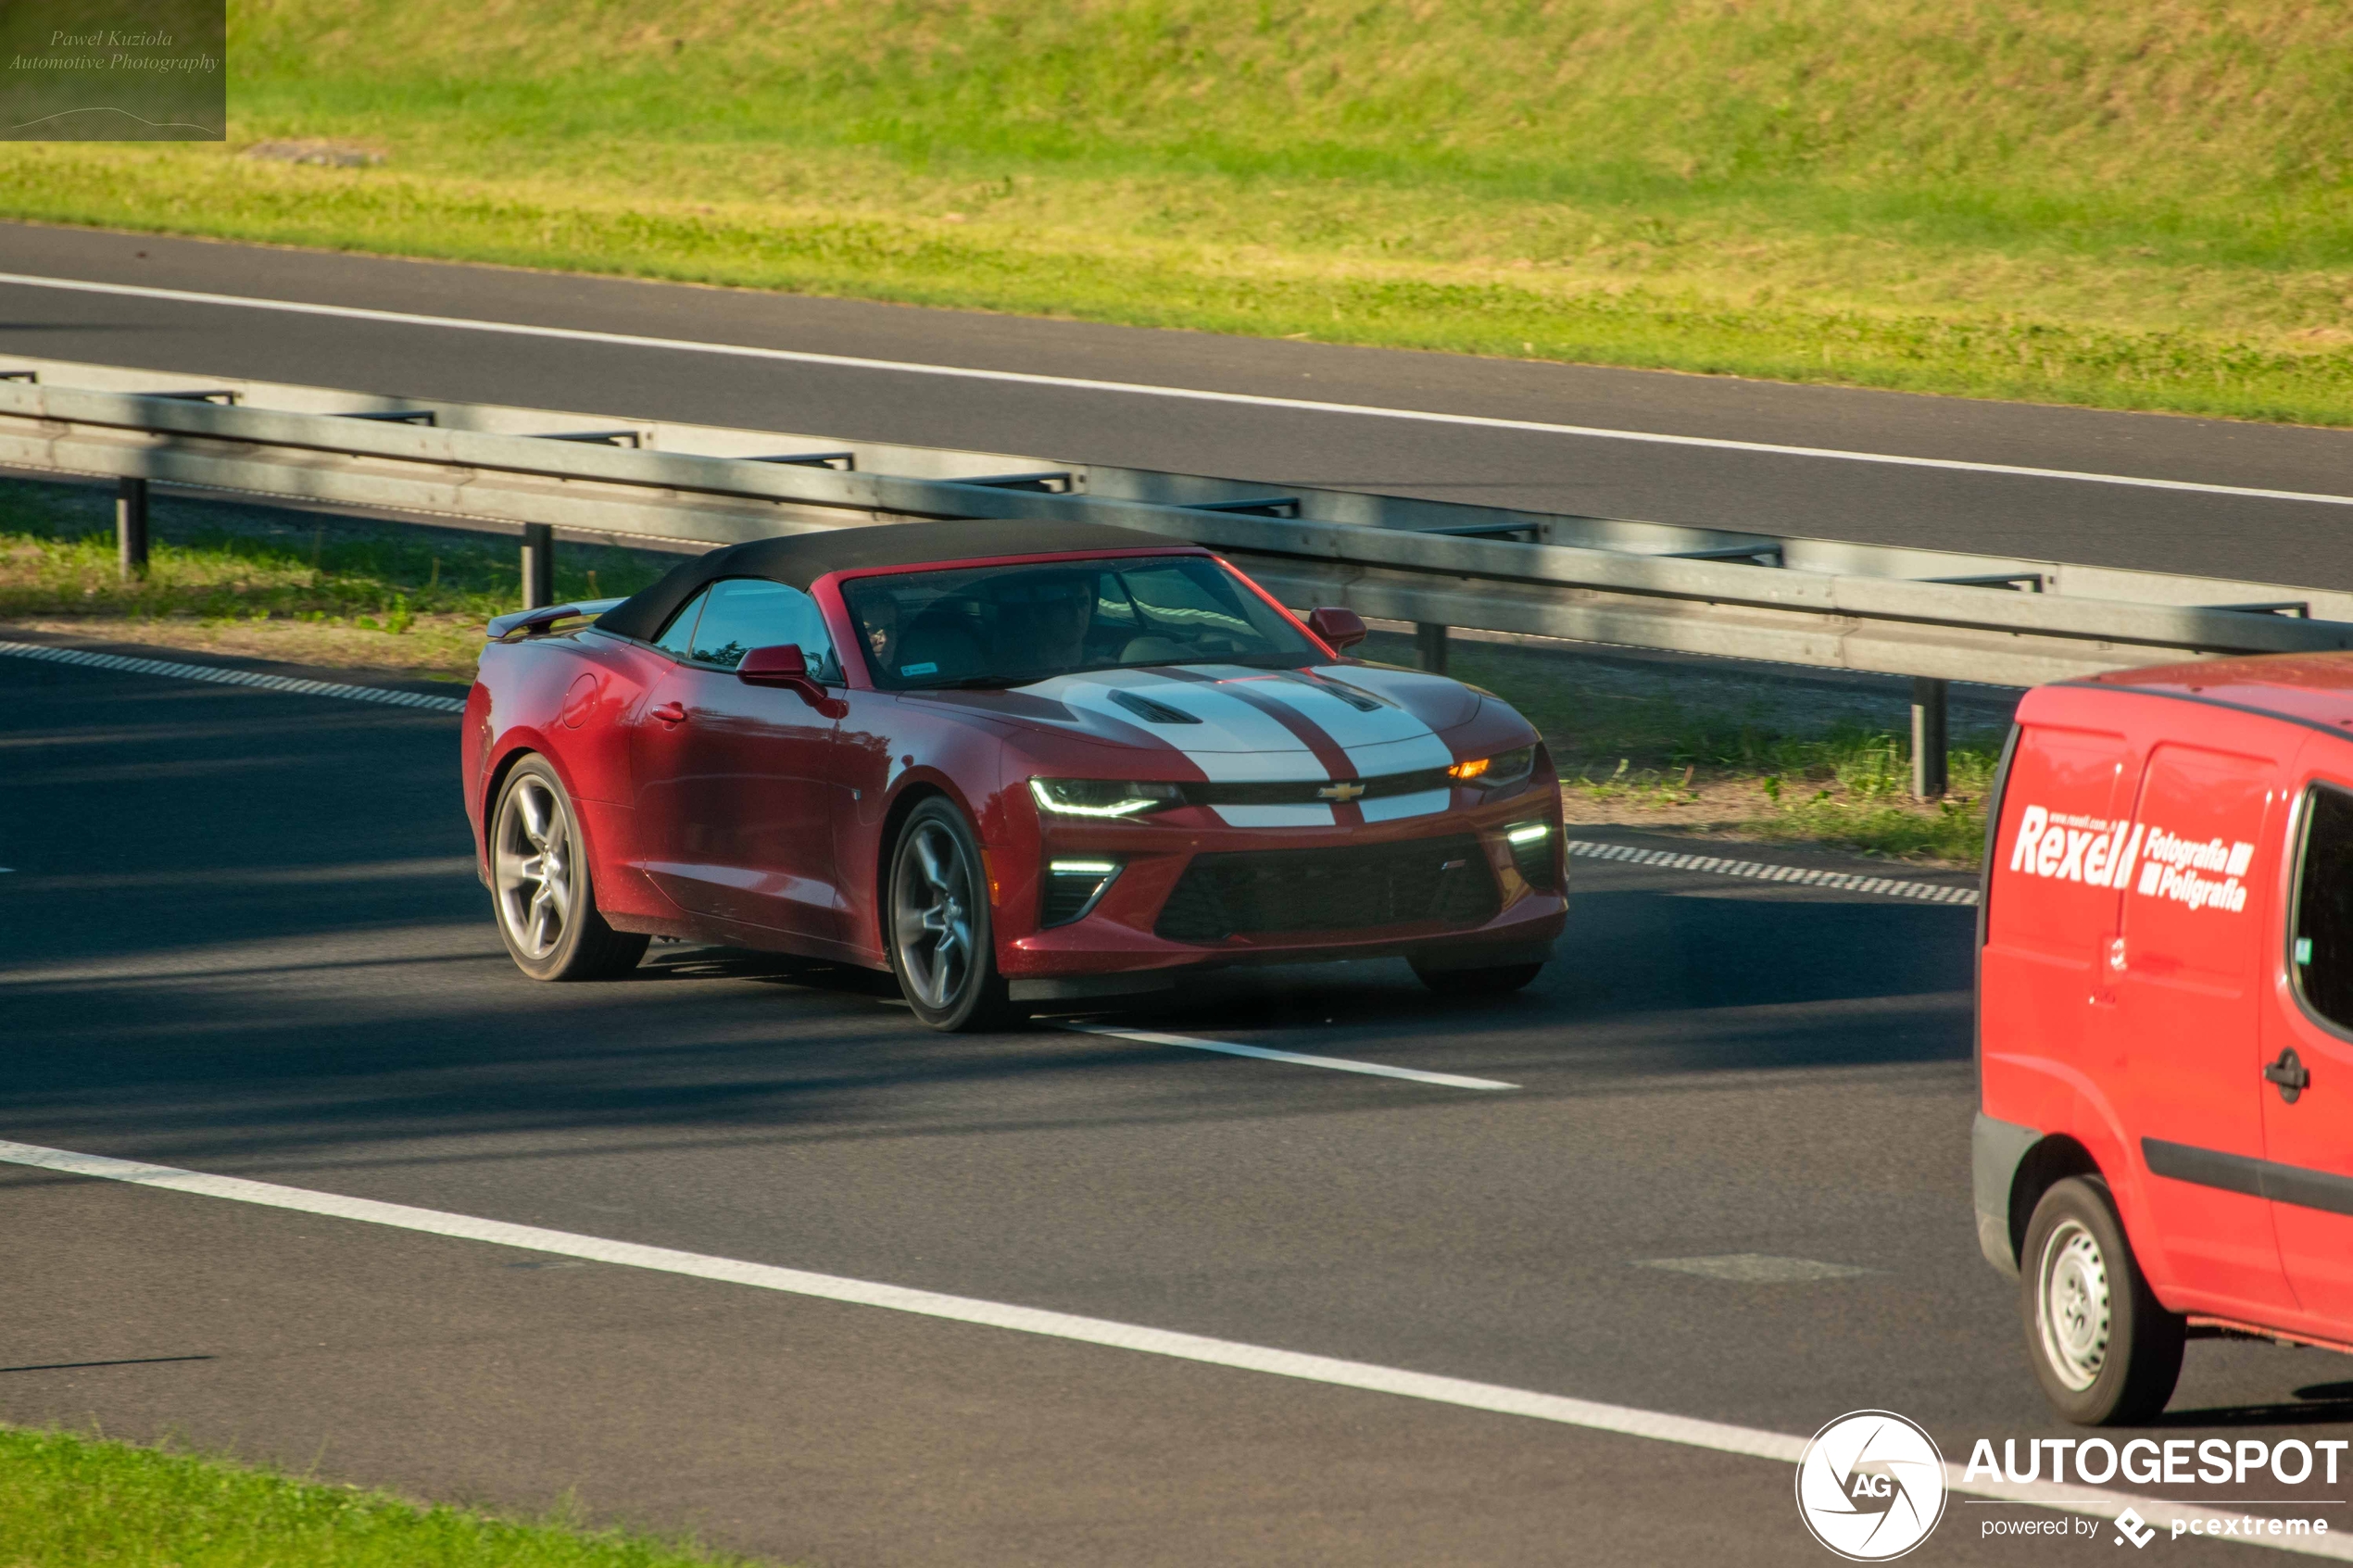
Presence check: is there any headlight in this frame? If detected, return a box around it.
[1029,778,1185,818]
[1448,746,1536,787]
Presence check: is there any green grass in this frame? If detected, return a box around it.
[0,477,675,678]
[5,1,2353,422]
[0,1425,765,1568]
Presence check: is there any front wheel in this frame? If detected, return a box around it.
[2020,1175,2183,1425]
[490,756,648,982]
[887,798,1024,1032]
[1411,960,1543,997]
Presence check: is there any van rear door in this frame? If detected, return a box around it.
[1982,718,2138,1139]
[2119,732,2294,1317]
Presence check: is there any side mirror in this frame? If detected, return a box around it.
[1306,606,1368,652]
[737,645,846,716]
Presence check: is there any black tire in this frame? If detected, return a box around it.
[489,756,648,982]
[2020,1175,2183,1425]
[886,797,1025,1032]
[1411,960,1544,997]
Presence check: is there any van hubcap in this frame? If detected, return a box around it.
[2038,1220,2112,1391]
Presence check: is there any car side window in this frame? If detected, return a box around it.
[686,578,840,680]
[2295,783,2353,1033]
[653,589,709,659]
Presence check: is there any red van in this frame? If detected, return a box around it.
[1978,654,2353,1423]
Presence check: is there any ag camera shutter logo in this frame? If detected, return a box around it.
[1795,1411,1948,1560]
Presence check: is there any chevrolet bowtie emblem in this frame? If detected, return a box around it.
[1317,781,1366,802]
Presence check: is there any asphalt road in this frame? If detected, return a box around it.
[6,647,2349,1564]
[5,221,2353,588]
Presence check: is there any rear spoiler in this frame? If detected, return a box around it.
[485,597,625,642]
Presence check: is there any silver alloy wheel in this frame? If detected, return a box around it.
[894,819,975,1011]
[495,773,573,961]
[2036,1217,2113,1392]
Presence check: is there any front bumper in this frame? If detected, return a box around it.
[996,782,1567,982]
[1973,1111,2043,1279]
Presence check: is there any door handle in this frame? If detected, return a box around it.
[651,701,688,725]
[2266,1047,2310,1104]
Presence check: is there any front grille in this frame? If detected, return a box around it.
[1154,834,1499,943]
[1180,768,1452,809]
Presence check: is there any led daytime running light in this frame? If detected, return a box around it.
[1505,822,1551,845]
[1028,778,1182,818]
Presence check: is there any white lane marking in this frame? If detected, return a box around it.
[1568,839,1980,906]
[1638,1254,1875,1284]
[7,271,2352,510]
[1066,1023,1518,1091]
[0,639,469,712]
[3,1137,2342,1556]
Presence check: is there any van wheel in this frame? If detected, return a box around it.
[887,798,1025,1032]
[491,757,648,982]
[2020,1176,2183,1425]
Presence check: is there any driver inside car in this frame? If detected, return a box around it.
[992,571,1098,672]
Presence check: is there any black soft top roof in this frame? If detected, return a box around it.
[596,519,1194,644]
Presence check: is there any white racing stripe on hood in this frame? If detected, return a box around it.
[1256,670,1455,777]
[1041,670,1321,773]
[1038,668,1342,827]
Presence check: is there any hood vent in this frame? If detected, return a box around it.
[1109,689,1203,724]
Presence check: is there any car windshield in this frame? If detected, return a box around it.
[842,555,1321,690]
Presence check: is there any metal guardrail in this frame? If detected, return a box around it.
[6,356,2351,796]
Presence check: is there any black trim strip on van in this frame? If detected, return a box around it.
[2143,1137,2353,1218]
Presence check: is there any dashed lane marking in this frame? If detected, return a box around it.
[1063,1024,1518,1091]
[0,639,468,713]
[2,1137,2341,1555]
[1568,839,1979,906]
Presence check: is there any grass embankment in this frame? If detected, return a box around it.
[0,479,673,681]
[0,1426,763,1568]
[8,1,2353,422]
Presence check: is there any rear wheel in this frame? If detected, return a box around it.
[1411,960,1543,997]
[887,798,1024,1032]
[490,757,648,982]
[2020,1175,2183,1424]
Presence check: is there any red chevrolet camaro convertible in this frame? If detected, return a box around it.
[462,520,1567,1030]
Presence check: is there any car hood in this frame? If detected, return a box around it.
[950,661,1489,780]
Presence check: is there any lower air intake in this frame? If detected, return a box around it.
[1154,834,1499,944]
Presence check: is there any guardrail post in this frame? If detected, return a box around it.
[521,522,555,609]
[1416,621,1450,674]
[116,477,149,581]
[1911,677,1949,800]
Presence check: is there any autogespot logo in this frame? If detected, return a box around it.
[1796,1411,1950,1561]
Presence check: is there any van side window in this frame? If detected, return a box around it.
[2294,784,2353,1032]
[653,589,709,659]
